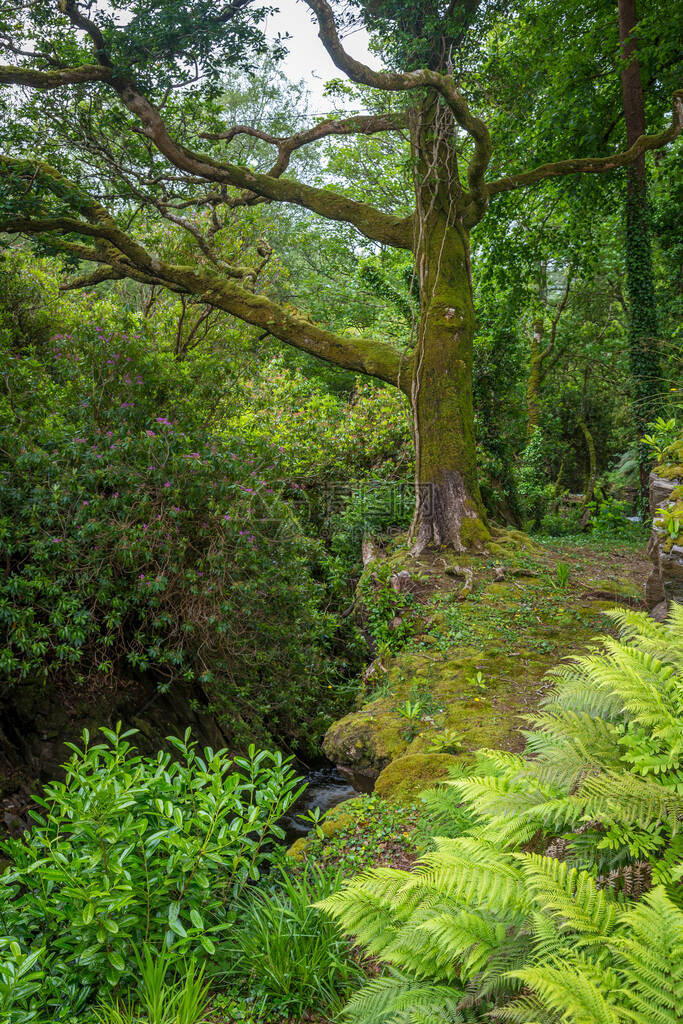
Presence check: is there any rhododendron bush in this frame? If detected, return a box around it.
[0,311,336,747]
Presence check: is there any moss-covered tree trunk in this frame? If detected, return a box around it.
[526,326,544,436]
[408,98,490,554]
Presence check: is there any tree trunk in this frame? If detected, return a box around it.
[618,0,661,514]
[527,323,544,436]
[579,417,597,528]
[408,98,490,554]
[526,261,547,435]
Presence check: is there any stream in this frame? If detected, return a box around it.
[281,766,357,845]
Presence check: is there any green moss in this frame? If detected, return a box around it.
[375,753,465,802]
[324,533,645,778]
[658,464,683,480]
[590,578,642,600]
[285,837,308,862]
[285,799,366,860]
[459,514,491,550]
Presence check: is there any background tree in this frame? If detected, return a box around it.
[0,0,679,550]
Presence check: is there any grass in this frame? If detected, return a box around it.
[211,865,365,1022]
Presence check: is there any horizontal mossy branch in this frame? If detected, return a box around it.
[486,91,683,197]
[194,274,413,389]
[0,63,111,87]
[0,156,410,389]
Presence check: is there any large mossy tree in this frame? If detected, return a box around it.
[0,0,680,551]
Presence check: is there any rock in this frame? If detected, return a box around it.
[390,570,413,593]
[336,764,379,793]
[374,753,463,803]
[649,473,677,513]
[645,462,683,614]
[650,600,670,622]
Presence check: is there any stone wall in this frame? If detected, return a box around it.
[644,446,683,619]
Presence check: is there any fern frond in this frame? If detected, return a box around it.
[609,886,683,1024]
[579,771,683,834]
[342,974,467,1024]
[518,854,619,945]
[413,839,530,918]
[508,955,623,1024]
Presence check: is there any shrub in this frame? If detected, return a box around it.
[588,496,643,539]
[0,726,302,1020]
[320,606,683,1022]
[0,325,335,746]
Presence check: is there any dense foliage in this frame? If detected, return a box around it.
[0,726,301,1021]
[0,271,344,746]
[0,1,680,1020]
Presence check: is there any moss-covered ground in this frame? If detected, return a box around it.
[322,529,650,802]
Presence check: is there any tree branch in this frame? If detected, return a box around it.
[1,2,414,250]
[0,156,411,390]
[303,0,492,224]
[201,111,408,179]
[486,90,683,197]
[60,266,124,290]
[0,64,111,87]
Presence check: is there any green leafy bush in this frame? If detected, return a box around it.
[320,606,683,1022]
[0,726,302,1020]
[588,497,643,539]
[0,324,335,745]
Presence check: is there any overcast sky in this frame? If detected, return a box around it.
[263,0,376,111]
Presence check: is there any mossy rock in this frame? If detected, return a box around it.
[656,438,683,480]
[324,646,551,772]
[285,837,308,862]
[374,753,464,803]
[588,578,643,600]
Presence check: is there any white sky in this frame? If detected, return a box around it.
[262,0,375,111]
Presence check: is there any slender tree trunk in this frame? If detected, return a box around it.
[526,332,543,436]
[579,417,597,528]
[408,97,489,554]
[618,0,661,513]
[526,261,547,435]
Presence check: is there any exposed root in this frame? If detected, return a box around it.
[444,563,474,598]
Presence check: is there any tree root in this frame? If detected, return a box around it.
[444,563,474,598]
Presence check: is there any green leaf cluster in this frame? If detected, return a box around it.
[0,726,302,1021]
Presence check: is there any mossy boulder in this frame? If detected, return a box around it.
[323,645,554,773]
[374,753,463,803]
[655,437,683,481]
[324,532,636,780]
